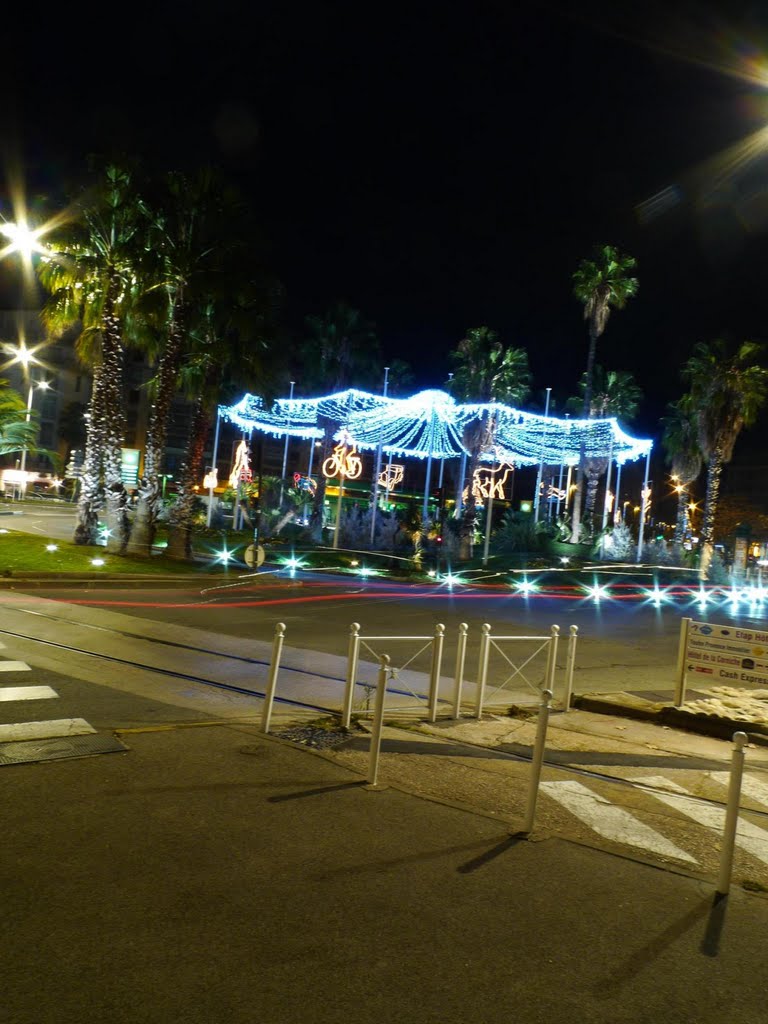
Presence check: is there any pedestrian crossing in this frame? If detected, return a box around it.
[541,770,768,873]
[0,652,107,764]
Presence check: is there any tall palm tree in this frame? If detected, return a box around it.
[661,395,703,546]
[37,163,146,551]
[682,338,768,574]
[127,169,247,557]
[570,244,638,542]
[301,302,380,538]
[449,327,531,558]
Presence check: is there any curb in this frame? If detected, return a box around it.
[573,693,768,747]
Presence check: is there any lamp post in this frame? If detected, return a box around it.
[533,387,551,522]
[19,378,50,477]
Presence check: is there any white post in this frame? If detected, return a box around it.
[19,379,34,479]
[422,451,434,522]
[367,655,391,788]
[544,624,560,696]
[370,367,390,544]
[206,407,221,528]
[636,446,652,563]
[427,623,446,722]
[342,622,361,728]
[452,622,469,718]
[333,465,345,550]
[717,731,749,896]
[601,441,614,533]
[260,622,286,734]
[456,451,467,518]
[533,387,551,522]
[302,438,317,524]
[565,464,573,511]
[475,623,492,719]
[481,463,496,568]
[279,381,295,507]
[562,625,578,711]
[674,617,691,707]
[523,688,553,834]
[613,460,623,525]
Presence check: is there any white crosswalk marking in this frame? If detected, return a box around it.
[635,775,768,868]
[540,780,697,863]
[708,771,768,810]
[0,718,96,742]
[0,661,31,672]
[0,686,58,702]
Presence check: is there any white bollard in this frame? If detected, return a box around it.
[544,624,560,695]
[427,623,445,722]
[717,730,749,896]
[260,622,286,733]
[562,625,578,711]
[452,622,469,718]
[523,688,553,834]
[342,622,361,728]
[475,623,492,719]
[367,655,391,787]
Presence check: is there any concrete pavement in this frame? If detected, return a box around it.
[4,719,768,1024]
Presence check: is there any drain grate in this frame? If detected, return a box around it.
[0,733,128,766]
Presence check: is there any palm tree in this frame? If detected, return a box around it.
[682,339,768,574]
[570,244,638,542]
[0,378,41,457]
[449,327,531,558]
[661,395,703,546]
[568,366,642,520]
[301,302,380,539]
[165,279,283,560]
[37,163,146,551]
[127,169,248,557]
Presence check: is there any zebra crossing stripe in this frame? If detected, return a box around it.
[707,771,768,810]
[0,661,31,672]
[540,780,697,863]
[0,686,58,701]
[635,775,768,868]
[0,718,96,742]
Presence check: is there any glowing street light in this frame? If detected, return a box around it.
[0,219,48,262]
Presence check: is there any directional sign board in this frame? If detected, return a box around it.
[676,619,768,703]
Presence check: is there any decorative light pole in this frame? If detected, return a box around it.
[533,387,551,522]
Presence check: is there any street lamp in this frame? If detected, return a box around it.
[20,379,50,477]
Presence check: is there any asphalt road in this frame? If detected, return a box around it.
[19,568,768,698]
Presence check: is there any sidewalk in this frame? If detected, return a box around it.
[4,720,768,1024]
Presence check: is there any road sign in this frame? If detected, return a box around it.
[677,619,768,698]
[244,544,265,568]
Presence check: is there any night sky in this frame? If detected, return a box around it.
[5,0,768,446]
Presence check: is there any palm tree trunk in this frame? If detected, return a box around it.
[571,323,598,544]
[674,494,687,547]
[310,417,335,542]
[127,303,186,557]
[459,449,479,559]
[700,448,724,577]
[167,394,209,560]
[584,469,600,517]
[100,280,129,555]
[73,366,105,546]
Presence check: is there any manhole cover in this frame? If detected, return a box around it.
[0,733,128,766]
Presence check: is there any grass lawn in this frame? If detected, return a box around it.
[0,528,247,577]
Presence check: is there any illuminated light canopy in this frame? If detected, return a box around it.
[220,388,652,465]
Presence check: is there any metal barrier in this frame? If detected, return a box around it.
[342,622,446,727]
[474,623,560,718]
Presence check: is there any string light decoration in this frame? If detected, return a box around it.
[321,434,363,480]
[219,388,653,464]
[378,463,404,489]
[465,463,514,501]
[228,438,252,488]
